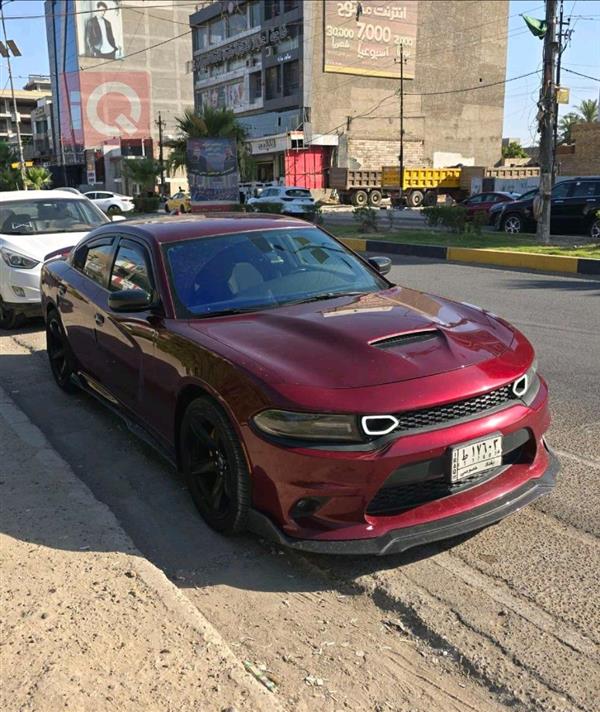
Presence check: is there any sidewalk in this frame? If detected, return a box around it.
[0,386,283,712]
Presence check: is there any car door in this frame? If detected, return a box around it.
[561,180,600,233]
[464,194,484,217]
[549,181,573,232]
[59,236,116,381]
[94,237,159,414]
[94,192,112,212]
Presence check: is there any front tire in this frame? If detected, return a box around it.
[180,397,250,535]
[502,213,523,234]
[590,217,600,240]
[0,304,25,330]
[46,309,77,392]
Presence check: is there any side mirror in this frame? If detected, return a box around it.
[368,256,392,276]
[108,289,153,312]
[111,214,127,223]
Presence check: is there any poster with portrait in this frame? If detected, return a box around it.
[187,138,239,206]
[76,0,124,60]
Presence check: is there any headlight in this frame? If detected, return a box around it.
[1,247,39,270]
[253,409,363,442]
[513,358,539,404]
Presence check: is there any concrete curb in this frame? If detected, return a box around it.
[339,238,600,276]
[0,385,284,711]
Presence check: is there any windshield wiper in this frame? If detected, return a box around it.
[282,291,368,306]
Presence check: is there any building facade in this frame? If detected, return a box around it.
[44,0,195,191]
[189,0,509,188]
[0,76,52,161]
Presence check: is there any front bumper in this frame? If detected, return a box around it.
[1,263,43,311]
[248,448,559,555]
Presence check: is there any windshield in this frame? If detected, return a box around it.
[0,198,108,235]
[163,227,388,318]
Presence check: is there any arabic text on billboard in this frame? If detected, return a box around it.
[187,138,239,204]
[76,0,124,59]
[323,0,418,79]
[79,71,151,146]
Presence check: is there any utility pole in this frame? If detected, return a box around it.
[394,45,405,208]
[536,0,558,244]
[0,2,27,189]
[552,0,571,180]
[156,112,166,195]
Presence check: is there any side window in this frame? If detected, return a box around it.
[82,243,114,287]
[110,242,153,295]
[552,182,572,199]
[86,193,96,200]
[571,181,599,198]
[468,195,483,204]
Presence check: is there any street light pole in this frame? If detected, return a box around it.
[536,0,558,244]
[156,112,166,195]
[0,2,27,189]
[552,0,570,180]
[395,45,405,207]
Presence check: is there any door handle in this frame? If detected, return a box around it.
[95,313,105,326]
[58,284,67,296]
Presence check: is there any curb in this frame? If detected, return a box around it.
[0,385,284,711]
[339,238,600,276]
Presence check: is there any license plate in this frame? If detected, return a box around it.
[450,435,503,483]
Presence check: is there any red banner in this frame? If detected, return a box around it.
[79,71,151,147]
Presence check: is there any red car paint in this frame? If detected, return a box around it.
[40,216,557,554]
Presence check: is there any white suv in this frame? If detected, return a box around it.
[247,186,315,217]
[0,190,110,329]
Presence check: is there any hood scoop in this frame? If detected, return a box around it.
[370,330,439,350]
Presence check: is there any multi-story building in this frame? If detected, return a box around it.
[0,76,52,161]
[44,0,196,191]
[189,0,509,189]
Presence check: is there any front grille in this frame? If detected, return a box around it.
[366,429,532,516]
[392,384,516,433]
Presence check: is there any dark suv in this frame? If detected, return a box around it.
[491,177,600,238]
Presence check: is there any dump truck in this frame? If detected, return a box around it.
[329,166,466,207]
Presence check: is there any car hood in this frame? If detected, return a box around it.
[0,231,90,261]
[187,286,516,388]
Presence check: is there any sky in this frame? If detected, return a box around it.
[0,0,598,148]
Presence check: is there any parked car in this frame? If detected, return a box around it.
[491,177,600,237]
[0,190,110,329]
[40,216,557,554]
[460,191,519,221]
[165,191,191,214]
[247,186,315,217]
[84,190,135,216]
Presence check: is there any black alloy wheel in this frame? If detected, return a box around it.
[181,397,250,534]
[590,217,600,241]
[46,309,77,392]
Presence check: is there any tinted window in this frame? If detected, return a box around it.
[0,198,107,235]
[110,243,152,294]
[163,227,387,318]
[285,189,312,198]
[83,244,113,287]
[570,181,600,198]
[552,182,572,199]
[467,195,484,204]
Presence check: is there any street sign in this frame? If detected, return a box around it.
[556,87,570,104]
[10,161,33,169]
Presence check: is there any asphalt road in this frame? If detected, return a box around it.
[1,258,598,711]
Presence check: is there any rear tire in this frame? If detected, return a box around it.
[368,190,382,207]
[46,308,77,392]
[407,190,424,208]
[352,190,368,207]
[107,205,122,216]
[590,218,600,240]
[180,397,250,535]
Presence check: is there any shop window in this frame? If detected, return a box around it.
[249,71,262,103]
[265,65,281,100]
[283,60,299,96]
[264,0,281,21]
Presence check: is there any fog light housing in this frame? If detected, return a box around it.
[290,497,329,519]
[11,286,26,297]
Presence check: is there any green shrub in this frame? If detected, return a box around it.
[133,195,160,213]
[468,210,489,235]
[422,206,468,233]
[352,206,378,232]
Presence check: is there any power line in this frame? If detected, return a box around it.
[562,67,600,82]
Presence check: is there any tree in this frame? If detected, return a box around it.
[121,157,161,193]
[167,106,255,181]
[0,141,22,190]
[558,112,580,145]
[24,166,52,190]
[576,99,599,123]
[502,141,528,159]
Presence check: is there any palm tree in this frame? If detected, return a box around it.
[558,112,581,145]
[576,99,599,123]
[0,141,22,190]
[121,157,161,193]
[24,166,52,190]
[167,106,254,181]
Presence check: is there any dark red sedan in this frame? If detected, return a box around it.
[40,216,558,555]
[461,191,519,220]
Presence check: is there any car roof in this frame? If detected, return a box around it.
[98,214,310,245]
[0,189,87,201]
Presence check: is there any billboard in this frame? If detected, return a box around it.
[76,0,124,60]
[79,71,151,146]
[187,138,239,206]
[323,0,418,79]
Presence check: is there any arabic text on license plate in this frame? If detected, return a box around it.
[450,435,503,483]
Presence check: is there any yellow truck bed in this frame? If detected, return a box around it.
[382,166,462,191]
